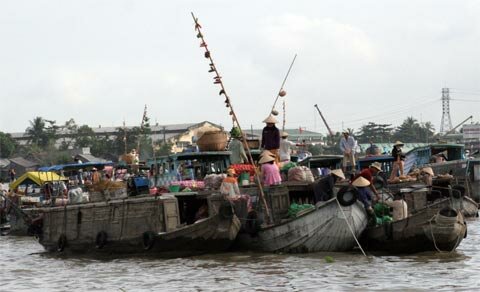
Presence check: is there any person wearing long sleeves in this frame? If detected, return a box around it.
[339,131,356,172]
[261,115,280,162]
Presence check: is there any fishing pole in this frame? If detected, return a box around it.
[191,12,272,224]
[270,54,297,115]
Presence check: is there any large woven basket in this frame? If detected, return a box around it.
[197,131,228,151]
[245,139,260,150]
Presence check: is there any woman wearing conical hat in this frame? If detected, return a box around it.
[261,115,280,163]
[259,152,282,186]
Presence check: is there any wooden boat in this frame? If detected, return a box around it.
[383,181,479,218]
[363,203,467,254]
[34,192,241,256]
[235,180,368,253]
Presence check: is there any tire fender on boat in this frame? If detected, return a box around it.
[95,231,108,249]
[57,234,67,252]
[244,210,260,235]
[337,186,359,207]
[142,231,156,251]
[219,201,234,219]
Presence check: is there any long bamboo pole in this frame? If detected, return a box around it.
[270,54,297,113]
[191,13,271,224]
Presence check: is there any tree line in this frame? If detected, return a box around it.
[1,115,437,164]
[0,115,172,165]
[308,116,437,155]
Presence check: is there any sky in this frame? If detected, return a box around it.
[1,0,479,135]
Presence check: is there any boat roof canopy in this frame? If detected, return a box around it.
[37,161,114,172]
[10,171,68,190]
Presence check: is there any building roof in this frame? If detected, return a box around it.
[9,157,38,168]
[246,128,323,141]
[75,153,110,163]
[0,158,11,168]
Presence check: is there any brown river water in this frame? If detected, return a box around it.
[1,218,480,292]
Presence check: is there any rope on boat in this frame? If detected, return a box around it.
[428,214,463,253]
[335,198,367,257]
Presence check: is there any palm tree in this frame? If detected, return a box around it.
[25,116,47,147]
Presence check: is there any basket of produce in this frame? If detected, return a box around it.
[197,131,228,151]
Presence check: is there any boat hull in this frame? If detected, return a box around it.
[237,198,368,253]
[363,206,466,254]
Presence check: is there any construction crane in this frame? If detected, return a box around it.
[443,115,473,136]
[314,104,335,145]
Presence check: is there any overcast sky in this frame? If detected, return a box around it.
[1,0,479,135]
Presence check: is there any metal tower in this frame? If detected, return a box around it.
[440,88,453,133]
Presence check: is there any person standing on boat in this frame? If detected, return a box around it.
[259,153,282,186]
[279,132,297,163]
[261,115,280,163]
[339,131,356,172]
[220,168,241,196]
[354,162,382,202]
[228,129,248,164]
[389,141,405,180]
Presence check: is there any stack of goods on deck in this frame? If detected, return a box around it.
[387,174,418,184]
[168,180,205,192]
[203,174,226,190]
[287,166,314,183]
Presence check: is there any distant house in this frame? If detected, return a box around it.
[0,158,11,182]
[71,148,110,163]
[9,157,39,176]
[246,128,324,144]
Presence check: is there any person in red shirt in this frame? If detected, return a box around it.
[354,162,382,201]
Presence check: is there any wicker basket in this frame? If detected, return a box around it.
[197,131,228,151]
[245,139,260,150]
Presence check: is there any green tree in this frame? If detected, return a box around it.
[356,122,394,143]
[393,117,435,143]
[0,132,17,158]
[74,125,96,148]
[25,116,48,147]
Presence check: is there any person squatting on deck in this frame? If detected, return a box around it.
[339,131,356,172]
[353,162,383,203]
[313,169,345,202]
[259,151,282,187]
[389,141,405,180]
[261,115,280,163]
[279,132,297,163]
[384,192,408,221]
[352,176,374,214]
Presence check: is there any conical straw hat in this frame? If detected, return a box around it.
[263,115,278,123]
[394,141,404,146]
[259,154,275,164]
[370,162,383,171]
[260,150,275,158]
[330,169,345,180]
[352,176,370,187]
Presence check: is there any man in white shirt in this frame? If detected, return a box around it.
[279,132,297,163]
[384,193,408,221]
[339,131,356,172]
